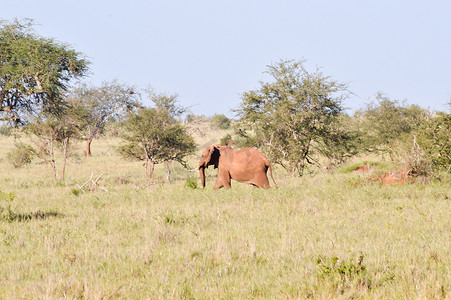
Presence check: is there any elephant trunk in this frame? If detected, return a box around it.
[199,166,206,188]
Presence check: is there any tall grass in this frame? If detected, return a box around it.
[0,136,449,298]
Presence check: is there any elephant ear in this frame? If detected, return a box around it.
[199,145,216,168]
[209,145,220,168]
[203,145,220,168]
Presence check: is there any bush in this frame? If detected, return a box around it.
[6,143,35,168]
[71,188,81,196]
[220,134,233,146]
[211,114,231,129]
[416,112,451,173]
[0,125,12,136]
[316,254,372,293]
[184,177,198,189]
[390,112,451,177]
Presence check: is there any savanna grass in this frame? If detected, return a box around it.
[0,136,449,298]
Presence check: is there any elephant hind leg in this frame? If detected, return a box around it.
[254,173,271,189]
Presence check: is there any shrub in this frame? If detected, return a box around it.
[0,125,12,136]
[6,143,35,168]
[0,190,16,222]
[389,112,450,177]
[211,114,231,129]
[415,112,451,173]
[0,190,15,202]
[71,188,81,196]
[184,177,198,189]
[316,254,372,292]
[220,134,233,146]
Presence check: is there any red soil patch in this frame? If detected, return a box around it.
[355,164,370,173]
[379,168,413,185]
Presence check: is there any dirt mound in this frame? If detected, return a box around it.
[378,168,413,185]
[354,163,371,173]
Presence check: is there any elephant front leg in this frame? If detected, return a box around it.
[213,170,231,189]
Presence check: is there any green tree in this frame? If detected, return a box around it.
[212,114,231,129]
[144,88,187,119]
[67,81,140,157]
[354,93,430,153]
[236,59,351,176]
[118,108,196,179]
[415,111,451,173]
[27,105,85,181]
[0,19,89,123]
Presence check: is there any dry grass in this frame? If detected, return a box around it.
[0,135,450,298]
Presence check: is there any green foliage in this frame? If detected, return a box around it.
[0,189,15,223]
[354,93,429,153]
[316,254,367,281]
[211,114,231,129]
[390,112,451,176]
[71,188,81,196]
[67,81,141,138]
[415,112,451,173]
[219,133,233,146]
[118,107,196,177]
[0,124,12,136]
[184,113,196,123]
[26,106,85,181]
[316,254,373,293]
[0,19,89,122]
[145,88,187,118]
[0,190,15,202]
[184,177,198,189]
[236,59,352,175]
[6,142,35,168]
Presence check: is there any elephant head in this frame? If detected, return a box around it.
[198,145,220,188]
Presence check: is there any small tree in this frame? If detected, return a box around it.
[236,59,351,176]
[27,105,84,181]
[67,81,141,157]
[6,142,35,168]
[118,108,196,179]
[354,93,430,154]
[414,111,451,173]
[212,114,231,129]
[0,19,89,122]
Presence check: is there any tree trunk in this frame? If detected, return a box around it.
[85,138,93,157]
[146,158,154,178]
[50,137,57,182]
[61,138,68,181]
[165,161,171,182]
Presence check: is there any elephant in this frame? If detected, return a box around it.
[198,145,277,189]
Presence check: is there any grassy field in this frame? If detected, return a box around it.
[0,134,450,299]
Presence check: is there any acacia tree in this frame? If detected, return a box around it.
[118,107,196,179]
[67,81,141,157]
[0,19,89,122]
[236,59,352,176]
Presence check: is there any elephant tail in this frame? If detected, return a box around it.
[267,162,278,188]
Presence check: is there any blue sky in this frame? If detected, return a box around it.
[3,0,451,116]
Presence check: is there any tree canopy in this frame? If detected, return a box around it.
[67,81,141,156]
[118,107,196,178]
[236,59,352,175]
[0,19,89,122]
[354,93,430,152]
